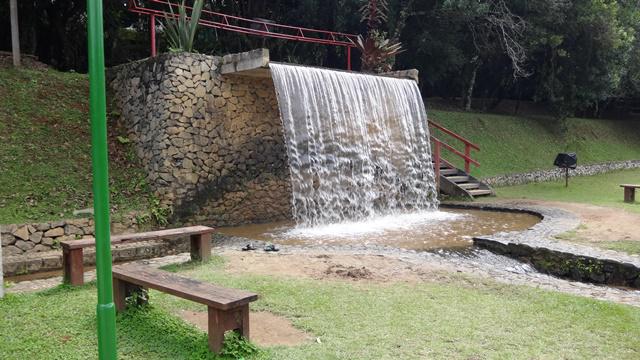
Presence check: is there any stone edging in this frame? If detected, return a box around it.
[444,202,640,288]
[1,214,143,258]
[482,159,640,187]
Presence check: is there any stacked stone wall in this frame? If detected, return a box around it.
[482,160,640,187]
[108,50,292,227]
[0,215,162,276]
[1,216,141,257]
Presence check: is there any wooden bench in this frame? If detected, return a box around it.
[113,264,258,353]
[61,226,215,286]
[620,184,640,203]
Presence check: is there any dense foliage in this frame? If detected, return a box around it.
[2,0,640,116]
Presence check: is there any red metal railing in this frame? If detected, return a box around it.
[428,120,480,187]
[128,0,358,69]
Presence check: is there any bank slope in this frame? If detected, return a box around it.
[430,109,640,179]
[0,67,149,224]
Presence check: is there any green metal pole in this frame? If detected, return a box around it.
[87,0,117,359]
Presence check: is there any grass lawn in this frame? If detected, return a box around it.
[496,168,640,214]
[1,258,639,359]
[0,67,150,223]
[430,109,640,178]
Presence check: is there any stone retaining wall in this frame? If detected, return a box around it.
[482,160,640,187]
[1,214,153,276]
[1,215,141,257]
[108,49,291,227]
[2,239,191,277]
[445,202,640,289]
[475,237,640,288]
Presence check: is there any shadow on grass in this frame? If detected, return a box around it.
[117,305,258,360]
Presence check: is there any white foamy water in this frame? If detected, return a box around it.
[271,63,438,227]
[280,210,464,239]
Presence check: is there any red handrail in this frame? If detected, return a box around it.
[128,0,358,68]
[429,120,480,150]
[431,137,479,167]
[429,119,480,180]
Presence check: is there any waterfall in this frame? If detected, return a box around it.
[271,63,438,227]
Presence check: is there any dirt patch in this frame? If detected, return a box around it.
[178,310,312,347]
[496,199,640,244]
[325,264,373,280]
[222,251,460,285]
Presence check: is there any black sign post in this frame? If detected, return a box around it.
[553,153,578,188]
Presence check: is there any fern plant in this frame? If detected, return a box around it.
[162,0,204,53]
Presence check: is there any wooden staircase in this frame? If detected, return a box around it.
[434,162,494,199]
[429,120,494,199]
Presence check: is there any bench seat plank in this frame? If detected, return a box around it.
[62,226,215,250]
[112,264,257,310]
[620,184,640,188]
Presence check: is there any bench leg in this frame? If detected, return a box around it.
[190,233,211,262]
[113,278,148,312]
[113,278,128,312]
[624,188,635,203]
[207,304,250,353]
[63,248,84,286]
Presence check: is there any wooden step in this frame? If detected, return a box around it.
[445,175,470,183]
[468,189,493,196]
[432,163,454,170]
[440,169,458,176]
[458,182,480,190]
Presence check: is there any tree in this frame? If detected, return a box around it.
[9,0,19,66]
[525,0,637,117]
[441,0,529,110]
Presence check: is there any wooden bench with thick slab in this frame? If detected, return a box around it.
[620,184,640,203]
[113,264,258,353]
[61,226,215,286]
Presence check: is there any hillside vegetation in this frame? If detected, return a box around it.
[0,67,149,224]
[430,109,640,179]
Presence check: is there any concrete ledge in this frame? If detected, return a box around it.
[381,69,419,83]
[220,48,270,76]
[445,202,640,288]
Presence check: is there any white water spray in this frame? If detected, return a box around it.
[271,63,439,227]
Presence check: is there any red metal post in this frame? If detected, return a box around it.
[150,15,157,57]
[347,47,352,70]
[464,144,471,174]
[434,141,441,191]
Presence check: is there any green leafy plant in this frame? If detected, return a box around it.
[220,331,259,359]
[162,0,204,53]
[149,197,172,226]
[125,288,150,309]
[352,0,403,73]
[116,135,130,144]
[353,30,403,73]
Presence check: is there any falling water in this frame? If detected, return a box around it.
[271,63,439,227]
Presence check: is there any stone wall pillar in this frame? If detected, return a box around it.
[108,50,292,227]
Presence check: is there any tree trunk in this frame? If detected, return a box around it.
[463,59,480,111]
[10,0,21,67]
